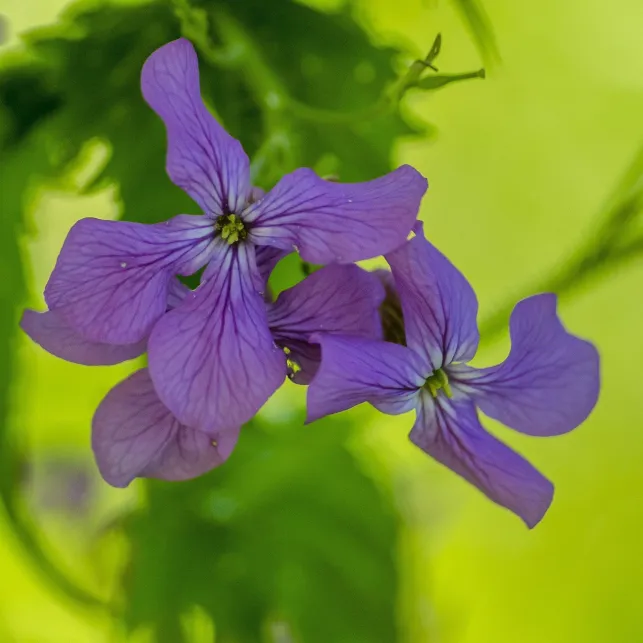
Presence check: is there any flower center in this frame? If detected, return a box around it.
[216,214,247,245]
[284,346,302,377]
[424,368,452,399]
[379,287,406,346]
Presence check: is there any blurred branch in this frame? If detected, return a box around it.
[451,0,501,66]
[479,145,643,340]
[173,0,484,128]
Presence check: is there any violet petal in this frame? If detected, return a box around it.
[44,215,214,344]
[92,369,235,487]
[245,165,427,263]
[142,38,251,215]
[20,308,145,366]
[166,278,191,310]
[256,246,289,285]
[306,334,426,423]
[457,293,600,436]
[267,264,385,382]
[411,393,554,528]
[386,221,479,369]
[148,241,287,433]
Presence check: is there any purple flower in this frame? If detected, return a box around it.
[307,223,600,527]
[40,38,426,435]
[25,264,385,486]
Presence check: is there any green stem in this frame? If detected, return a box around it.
[479,148,643,340]
[414,69,485,91]
[478,238,638,340]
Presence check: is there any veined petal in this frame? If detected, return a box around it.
[306,334,425,423]
[44,215,214,344]
[142,38,251,215]
[386,221,479,368]
[256,246,289,285]
[411,394,554,528]
[143,422,240,483]
[20,309,145,366]
[267,265,385,383]
[92,369,236,487]
[456,294,600,436]
[245,166,427,263]
[167,278,191,310]
[148,241,287,433]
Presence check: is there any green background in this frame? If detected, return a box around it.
[0,0,641,641]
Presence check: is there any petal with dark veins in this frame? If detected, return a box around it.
[411,393,554,528]
[45,215,214,344]
[455,294,600,437]
[245,166,427,263]
[20,308,145,365]
[141,38,251,215]
[92,369,237,487]
[148,241,287,433]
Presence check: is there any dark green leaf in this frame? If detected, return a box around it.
[122,417,400,643]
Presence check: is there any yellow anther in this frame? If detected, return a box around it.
[216,213,247,245]
[287,358,302,375]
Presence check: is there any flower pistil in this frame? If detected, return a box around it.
[216,214,247,244]
[424,368,452,399]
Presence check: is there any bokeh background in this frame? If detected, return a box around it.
[1,0,642,641]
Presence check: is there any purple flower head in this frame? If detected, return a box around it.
[38,38,426,435]
[308,223,600,527]
[24,264,384,486]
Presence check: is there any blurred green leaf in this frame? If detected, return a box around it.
[0,121,109,613]
[0,0,422,212]
[451,0,500,65]
[121,417,399,643]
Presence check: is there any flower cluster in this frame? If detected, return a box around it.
[22,39,600,527]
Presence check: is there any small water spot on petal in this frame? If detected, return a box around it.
[120,262,127,268]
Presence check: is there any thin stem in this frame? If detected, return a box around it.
[479,146,643,340]
[174,6,483,128]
